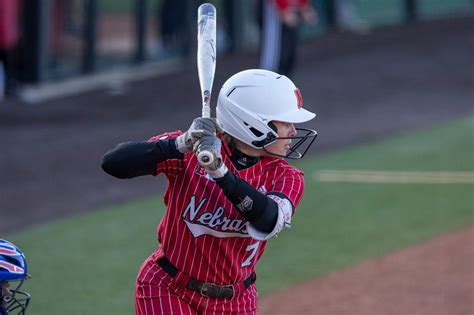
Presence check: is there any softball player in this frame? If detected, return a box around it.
[102,69,317,314]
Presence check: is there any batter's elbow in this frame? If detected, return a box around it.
[101,151,129,179]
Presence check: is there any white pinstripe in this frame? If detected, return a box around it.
[155,269,170,314]
[186,302,195,314]
[165,157,191,252]
[201,235,216,314]
[176,287,184,314]
[136,264,162,315]
[177,183,208,273]
[211,201,224,286]
[196,161,229,314]
[152,269,162,315]
[156,151,188,265]
[195,293,204,314]
[242,287,248,313]
[168,155,197,264]
[138,262,155,315]
[136,287,143,315]
[191,177,223,279]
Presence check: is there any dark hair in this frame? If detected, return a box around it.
[221,133,235,149]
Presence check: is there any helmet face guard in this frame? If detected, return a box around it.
[1,280,30,315]
[0,239,30,315]
[262,127,317,159]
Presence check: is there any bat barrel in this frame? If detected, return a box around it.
[197,3,216,116]
[197,3,216,166]
[198,3,216,17]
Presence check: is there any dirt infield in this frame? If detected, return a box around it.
[260,225,474,315]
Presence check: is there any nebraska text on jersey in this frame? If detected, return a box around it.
[183,195,251,238]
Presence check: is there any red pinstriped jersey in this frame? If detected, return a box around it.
[148,131,305,285]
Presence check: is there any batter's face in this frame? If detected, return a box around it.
[263,121,296,157]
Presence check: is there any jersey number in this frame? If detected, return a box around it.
[241,242,260,267]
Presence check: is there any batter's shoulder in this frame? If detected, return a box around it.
[262,158,304,176]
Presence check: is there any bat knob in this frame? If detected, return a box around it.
[197,151,214,166]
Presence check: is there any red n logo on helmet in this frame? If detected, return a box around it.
[294,88,303,109]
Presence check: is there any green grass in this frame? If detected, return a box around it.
[257,117,474,292]
[6,117,474,314]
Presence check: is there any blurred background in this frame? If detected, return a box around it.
[0,0,472,94]
[0,1,473,314]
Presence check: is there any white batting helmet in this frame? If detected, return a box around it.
[216,69,317,158]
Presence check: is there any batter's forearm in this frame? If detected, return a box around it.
[214,171,278,233]
[101,139,183,178]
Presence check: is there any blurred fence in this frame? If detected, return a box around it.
[14,0,473,84]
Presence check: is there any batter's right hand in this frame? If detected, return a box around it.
[195,135,228,178]
[176,118,217,153]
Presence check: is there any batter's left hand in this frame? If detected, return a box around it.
[176,117,217,153]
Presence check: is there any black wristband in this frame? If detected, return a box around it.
[215,172,278,233]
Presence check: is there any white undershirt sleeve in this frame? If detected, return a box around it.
[247,194,293,241]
